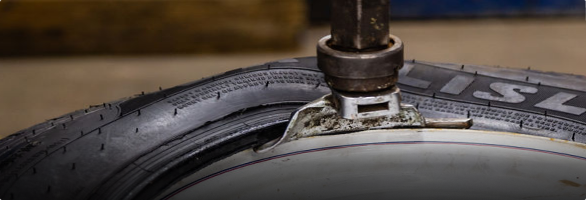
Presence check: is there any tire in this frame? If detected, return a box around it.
[1,57,586,200]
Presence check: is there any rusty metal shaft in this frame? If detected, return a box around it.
[330,0,390,51]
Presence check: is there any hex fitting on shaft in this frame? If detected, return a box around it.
[317,34,404,92]
[317,0,404,92]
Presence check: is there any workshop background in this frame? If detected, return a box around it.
[0,0,585,138]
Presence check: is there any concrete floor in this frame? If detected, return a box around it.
[1,18,585,138]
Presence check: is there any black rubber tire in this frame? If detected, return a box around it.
[1,57,586,200]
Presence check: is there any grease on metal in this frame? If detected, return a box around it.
[255,93,473,153]
[256,94,426,153]
[559,180,581,187]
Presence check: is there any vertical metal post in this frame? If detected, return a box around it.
[330,0,390,51]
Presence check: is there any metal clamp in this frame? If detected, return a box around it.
[255,94,473,153]
[332,87,401,119]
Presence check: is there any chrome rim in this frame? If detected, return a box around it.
[158,129,586,200]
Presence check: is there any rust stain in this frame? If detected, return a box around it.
[559,180,581,187]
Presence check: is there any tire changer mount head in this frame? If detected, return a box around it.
[256,0,472,153]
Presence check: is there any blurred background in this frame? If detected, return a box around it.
[0,0,585,138]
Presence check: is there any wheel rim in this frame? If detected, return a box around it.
[158,129,586,200]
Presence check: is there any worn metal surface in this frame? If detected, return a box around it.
[255,93,472,153]
[317,34,404,92]
[255,93,426,153]
[330,0,389,51]
[332,86,402,119]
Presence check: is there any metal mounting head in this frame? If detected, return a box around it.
[254,0,473,153]
[317,34,404,92]
[332,86,401,119]
[317,0,403,93]
[254,93,473,153]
